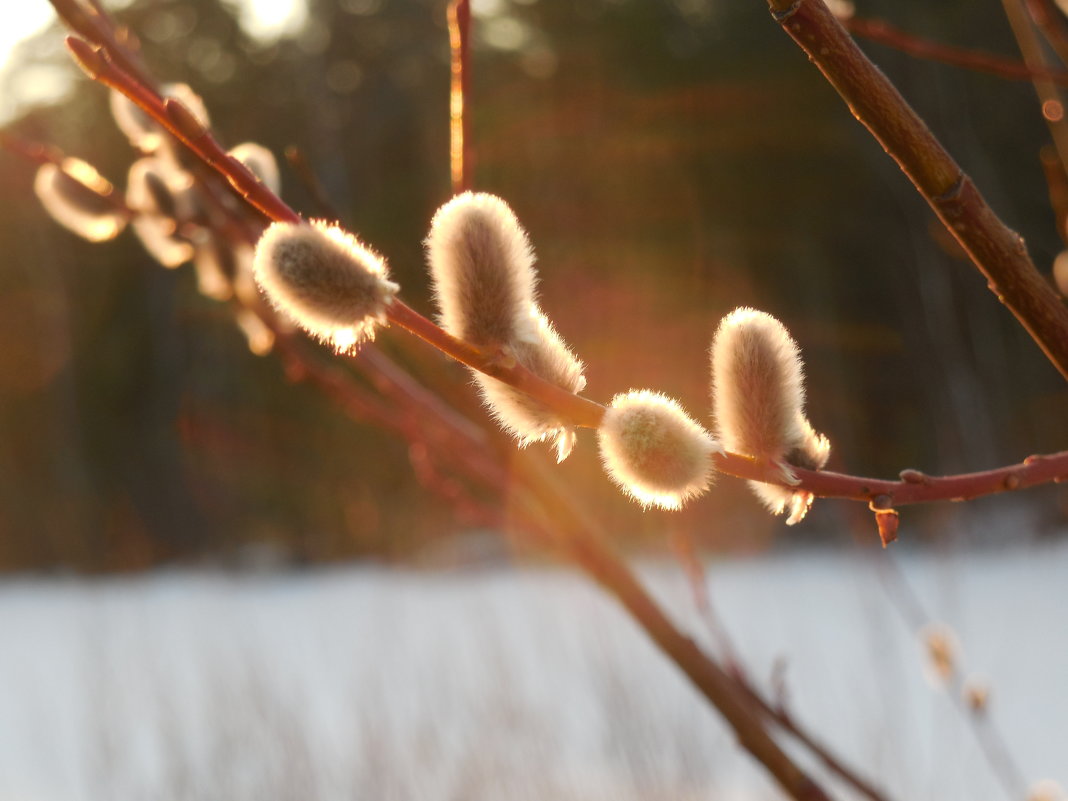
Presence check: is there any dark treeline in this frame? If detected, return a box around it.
[0,0,1064,571]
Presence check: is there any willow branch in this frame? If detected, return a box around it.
[767,0,1068,382]
[845,15,1068,87]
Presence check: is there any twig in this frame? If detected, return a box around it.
[447,0,472,193]
[767,0,1068,382]
[845,15,1068,87]
[1040,145,1068,246]
[1027,0,1068,69]
[672,536,895,801]
[514,453,836,801]
[877,556,1028,800]
[1002,0,1068,174]
[284,145,343,221]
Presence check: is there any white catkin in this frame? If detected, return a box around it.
[126,157,197,268]
[597,390,721,510]
[425,192,586,460]
[710,307,830,524]
[33,160,127,243]
[253,220,398,351]
[426,191,537,346]
[474,309,587,461]
[229,143,281,195]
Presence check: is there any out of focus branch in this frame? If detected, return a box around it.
[845,15,1068,87]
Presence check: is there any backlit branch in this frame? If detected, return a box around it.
[767,0,1068,383]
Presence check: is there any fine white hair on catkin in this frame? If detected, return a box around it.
[710,307,830,524]
[425,191,537,346]
[597,390,721,511]
[33,159,127,243]
[253,219,398,351]
[229,143,281,195]
[424,192,587,461]
[475,309,587,461]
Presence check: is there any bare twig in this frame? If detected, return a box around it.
[878,557,1028,800]
[767,0,1068,382]
[845,15,1068,87]
[1002,0,1068,173]
[447,0,472,193]
[1027,0,1068,69]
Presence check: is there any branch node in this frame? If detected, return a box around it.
[771,0,803,23]
[898,467,930,484]
[934,172,966,203]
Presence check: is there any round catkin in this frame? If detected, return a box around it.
[597,390,720,510]
[253,220,398,350]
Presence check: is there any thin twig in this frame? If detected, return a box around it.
[877,556,1028,800]
[447,0,472,193]
[1002,0,1068,173]
[846,15,1068,87]
[672,538,895,801]
[767,0,1068,382]
[514,454,836,801]
[1027,0,1068,68]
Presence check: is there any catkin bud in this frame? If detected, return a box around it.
[710,307,830,525]
[425,192,586,460]
[920,623,959,685]
[598,390,721,510]
[33,159,127,242]
[229,143,281,195]
[191,230,236,301]
[1053,250,1068,296]
[126,158,195,268]
[962,675,990,714]
[426,192,537,345]
[253,220,398,351]
[235,308,275,356]
[1029,781,1066,801]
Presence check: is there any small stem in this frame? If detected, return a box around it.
[447,0,472,193]
[385,299,606,429]
[1002,0,1068,173]
[845,15,1068,87]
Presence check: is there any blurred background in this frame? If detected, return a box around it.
[0,2,1066,800]
[0,0,1065,570]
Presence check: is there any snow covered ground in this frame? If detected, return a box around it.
[0,542,1065,801]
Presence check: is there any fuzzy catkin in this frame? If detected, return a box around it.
[126,158,196,267]
[426,192,537,346]
[33,160,127,243]
[253,220,398,350]
[598,390,720,510]
[710,307,830,524]
[425,192,586,461]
